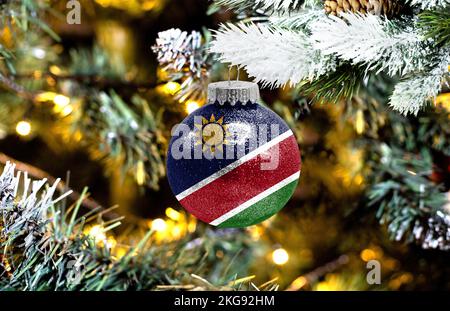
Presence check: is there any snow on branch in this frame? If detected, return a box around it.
[389,54,449,115]
[213,0,305,13]
[0,162,72,235]
[310,12,433,77]
[269,6,327,30]
[210,22,336,87]
[407,0,450,10]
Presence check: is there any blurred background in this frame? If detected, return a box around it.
[0,0,449,290]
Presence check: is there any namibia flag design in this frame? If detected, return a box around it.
[167,102,301,228]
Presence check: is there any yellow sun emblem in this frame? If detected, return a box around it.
[194,114,231,153]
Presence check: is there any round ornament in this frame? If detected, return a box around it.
[167,81,301,228]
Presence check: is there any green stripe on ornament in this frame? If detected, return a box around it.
[217,179,298,228]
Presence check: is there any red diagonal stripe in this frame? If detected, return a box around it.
[179,135,301,223]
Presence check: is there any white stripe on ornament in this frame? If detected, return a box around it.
[175,130,294,201]
[209,171,300,226]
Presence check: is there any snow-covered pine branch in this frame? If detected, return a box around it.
[407,0,450,10]
[0,162,72,246]
[210,22,336,87]
[213,0,305,13]
[310,12,434,77]
[389,53,450,115]
[268,6,328,30]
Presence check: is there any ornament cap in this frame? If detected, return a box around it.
[207,81,260,106]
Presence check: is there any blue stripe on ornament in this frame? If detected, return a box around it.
[167,103,290,196]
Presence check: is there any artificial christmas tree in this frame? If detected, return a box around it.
[1,0,450,292]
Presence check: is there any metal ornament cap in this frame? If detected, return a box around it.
[207,81,260,106]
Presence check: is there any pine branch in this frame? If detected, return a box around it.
[310,12,436,77]
[389,54,449,115]
[0,163,255,290]
[0,0,60,75]
[297,64,366,104]
[418,10,450,47]
[77,91,166,189]
[210,22,336,88]
[0,73,36,101]
[152,28,214,102]
[0,153,119,220]
[268,6,328,30]
[368,146,450,250]
[406,0,450,10]
[212,0,306,13]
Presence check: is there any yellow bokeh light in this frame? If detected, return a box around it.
[115,247,128,259]
[171,226,182,239]
[360,248,377,262]
[165,207,181,221]
[105,236,117,249]
[316,282,332,291]
[54,94,70,108]
[60,105,73,117]
[16,121,32,137]
[163,81,181,95]
[88,225,106,242]
[33,70,42,79]
[151,218,167,232]
[136,161,146,186]
[188,219,197,233]
[36,91,58,103]
[355,109,365,135]
[272,248,289,265]
[288,276,308,291]
[49,65,62,75]
[248,226,264,241]
[185,100,200,114]
[436,92,450,110]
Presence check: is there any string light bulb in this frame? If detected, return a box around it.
[151,218,167,232]
[165,207,181,221]
[272,248,289,265]
[163,81,181,95]
[53,94,70,108]
[355,109,365,135]
[136,161,146,186]
[59,105,73,117]
[16,121,32,137]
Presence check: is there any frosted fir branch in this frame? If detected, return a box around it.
[210,22,336,88]
[0,162,72,247]
[152,28,205,77]
[407,0,450,10]
[310,13,434,77]
[369,146,450,250]
[0,167,255,290]
[0,162,72,214]
[152,28,212,102]
[212,0,305,13]
[268,6,328,30]
[389,53,449,115]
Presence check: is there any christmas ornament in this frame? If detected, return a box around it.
[324,0,402,17]
[167,81,301,228]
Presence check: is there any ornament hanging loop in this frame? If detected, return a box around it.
[227,65,241,84]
